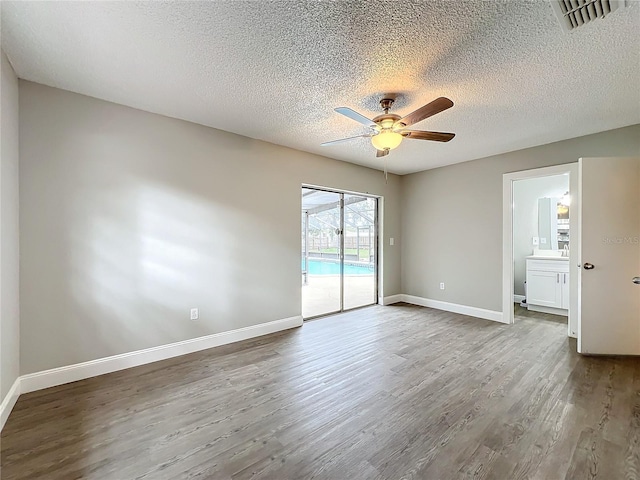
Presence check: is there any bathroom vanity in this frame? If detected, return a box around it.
[525,255,569,316]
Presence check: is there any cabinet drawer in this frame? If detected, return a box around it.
[526,259,569,273]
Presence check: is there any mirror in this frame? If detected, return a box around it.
[537,195,569,251]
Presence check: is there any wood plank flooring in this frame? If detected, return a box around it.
[2,303,639,479]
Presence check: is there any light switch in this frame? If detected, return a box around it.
[390,237,395,246]
[532,237,539,246]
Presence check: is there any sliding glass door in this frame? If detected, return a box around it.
[301,187,377,319]
[343,194,377,310]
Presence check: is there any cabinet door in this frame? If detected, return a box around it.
[527,270,562,308]
[561,273,570,309]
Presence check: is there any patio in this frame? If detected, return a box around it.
[302,274,376,318]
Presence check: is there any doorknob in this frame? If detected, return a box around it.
[583,263,595,270]
[634,277,640,284]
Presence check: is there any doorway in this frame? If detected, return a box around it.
[502,164,579,338]
[301,186,378,319]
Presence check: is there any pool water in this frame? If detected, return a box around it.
[303,259,374,275]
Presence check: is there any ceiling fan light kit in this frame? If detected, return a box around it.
[371,130,403,151]
[322,96,456,159]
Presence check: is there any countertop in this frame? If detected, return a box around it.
[526,255,569,261]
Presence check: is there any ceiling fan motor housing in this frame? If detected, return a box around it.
[372,114,402,130]
[380,98,395,112]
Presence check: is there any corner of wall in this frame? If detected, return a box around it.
[1,47,21,430]
[0,378,20,430]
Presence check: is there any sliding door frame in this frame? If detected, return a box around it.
[339,193,345,312]
[302,184,380,319]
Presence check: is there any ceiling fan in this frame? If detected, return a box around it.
[321,97,455,157]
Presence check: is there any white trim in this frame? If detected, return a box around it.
[380,294,403,305]
[502,163,579,335]
[301,183,383,199]
[577,159,584,352]
[1,377,21,431]
[20,316,302,394]
[513,294,525,304]
[401,294,506,324]
[528,304,568,317]
[503,171,513,324]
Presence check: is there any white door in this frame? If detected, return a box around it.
[579,157,640,355]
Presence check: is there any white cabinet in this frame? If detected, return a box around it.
[527,270,562,308]
[526,258,569,316]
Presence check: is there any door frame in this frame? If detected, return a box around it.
[301,184,381,319]
[501,163,580,339]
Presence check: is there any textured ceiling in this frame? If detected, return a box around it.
[2,1,639,174]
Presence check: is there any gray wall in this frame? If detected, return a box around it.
[513,175,569,296]
[401,124,640,312]
[1,50,20,401]
[19,81,402,374]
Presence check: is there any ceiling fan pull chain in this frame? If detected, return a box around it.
[384,156,388,184]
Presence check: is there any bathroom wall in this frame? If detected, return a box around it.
[513,174,569,297]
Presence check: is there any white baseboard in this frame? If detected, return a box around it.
[401,294,506,324]
[1,377,21,431]
[527,304,568,317]
[514,294,525,304]
[20,315,302,395]
[380,294,403,305]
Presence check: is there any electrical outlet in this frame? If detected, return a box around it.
[190,308,199,320]
[439,282,445,290]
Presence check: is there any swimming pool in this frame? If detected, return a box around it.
[303,259,374,275]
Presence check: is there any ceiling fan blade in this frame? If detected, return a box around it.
[335,107,377,128]
[401,130,455,142]
[320,134,372,146]
[376,149,389,158]
[397,97,454,127]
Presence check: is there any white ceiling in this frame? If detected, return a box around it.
[2,1,639,175]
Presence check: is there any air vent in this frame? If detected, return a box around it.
[551,0,627,32]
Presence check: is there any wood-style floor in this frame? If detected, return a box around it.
[2,303,639,479]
